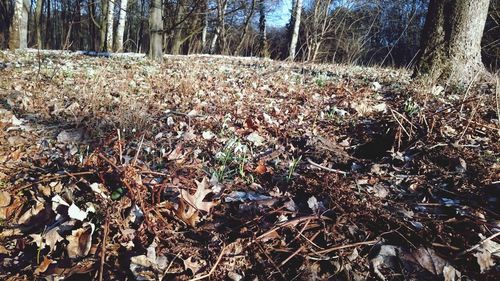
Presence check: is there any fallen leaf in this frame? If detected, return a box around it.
[177,177,216,226]
[66,222,95,258]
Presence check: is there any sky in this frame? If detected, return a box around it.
[267,0,293,27]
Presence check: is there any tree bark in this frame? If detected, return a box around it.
[115,0,128,52]
[149,0,162,61]
[289,0,302,60]
[9,0,28,49]
[106,0,115,51]
[34,0,43,48]
[416,0,491,83]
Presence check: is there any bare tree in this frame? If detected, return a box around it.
[171,0,186,55]
[115,0,129,52]
[149,0,163,61]
[416,0,491,83]
[289,0,302,60]
[106,0,115,51]
[210,0,228,54]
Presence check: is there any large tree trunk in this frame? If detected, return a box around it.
[115,0,128,52]
[34,0,43,48]
[9,0,28,49]
[149,0,162,61]
[171,0,186,55]
[416,0,491,83]
[106,0,114,51]
[289,0,302,60]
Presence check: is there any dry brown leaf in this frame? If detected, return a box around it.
[66,222,95,258]
[34,256,56,275]
[177,178,216,226]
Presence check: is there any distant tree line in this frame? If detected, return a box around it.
[0,0,499,74]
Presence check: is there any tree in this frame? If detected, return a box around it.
[416,0,491,83]
[288,0,302,60]
[258,0,269,57]
[34,0,44,48]
[115,0,129,52]
[210,0,228,54]
[106,0,115,51]
[149,0,163,61]
[9,0,29,49]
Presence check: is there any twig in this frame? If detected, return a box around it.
[315,239,379,255]
[98,210,110,281]
[306,158,348,176]
[456,231,500,257]
[189,244,226,281]
[117,129,123,165]
[132,134,145,166]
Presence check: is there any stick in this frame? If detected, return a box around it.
[98,210,110,281]
[117,129,123,165]
[315,239,379,255]
[306,158,348,176]
[189,244,226,281]
[457,232,500,257]
[132,134,145,166]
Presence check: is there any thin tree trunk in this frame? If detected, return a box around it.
[149,0,162,61]
[99,0,108,51]
[34,0,43,48]
[45,0,50,48]
[210,0,227,54]
[289,0,302,60]
[115,0,128,52]
[201,0,208,53]
[106,0,114,51]
[9,0,28,49]
[258,0,268,57]
[416,0,491,83]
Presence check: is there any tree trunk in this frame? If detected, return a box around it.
[210,0,227,54]
[45,0,50,48]
[34,0,43,48]
[106,0,114,51]
[289,0,302,60]
[115,0,128,52]
[149,0,162,61]
[258,0,268,58]
[416,0,491,83]
[201,0,208,53]
[171,0,186,55]
[99,0,108,51]
[9,0,28,49]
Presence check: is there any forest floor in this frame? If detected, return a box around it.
[0,50,499,281]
